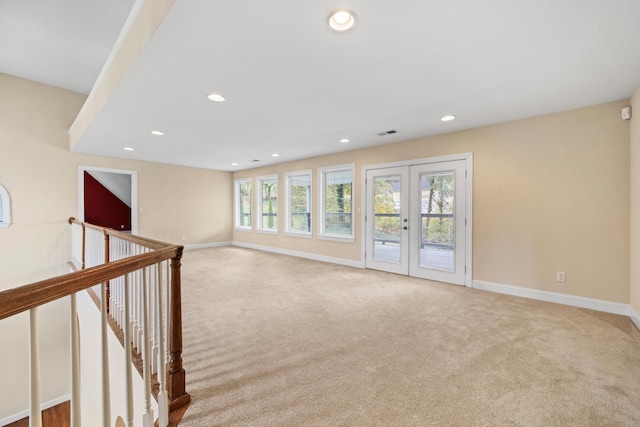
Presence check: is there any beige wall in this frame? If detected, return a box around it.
[0,74,232,418]
[0,70,633,416]
[630,88,640,317]
[234,100,630,304]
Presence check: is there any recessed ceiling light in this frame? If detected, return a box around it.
[231,162,239,166]
[328,10,357,32]
[151,130,164,136]
[124,147,134,151]
[272,153,280,157]
[340,138,350,143]
[207,93,226,102]
[441,115,456,122]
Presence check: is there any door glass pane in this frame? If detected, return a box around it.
[373,175,401,263]
[419,171,455,271]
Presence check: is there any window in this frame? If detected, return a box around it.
[257,175,278,232]
[234,178,252,229]
[285,170,312,235]
[0,184,10,228]
[319,165,354,240]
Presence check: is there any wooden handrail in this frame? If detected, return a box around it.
[0,246,179,321]
[69,217,171,250]
[2,218,191,417]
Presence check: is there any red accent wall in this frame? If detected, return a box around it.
[84,172,131,231]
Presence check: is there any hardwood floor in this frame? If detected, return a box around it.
[7,400,187,426]
[6,401,70,427]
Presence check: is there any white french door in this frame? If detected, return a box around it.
[365,167,409,275]
[365,159,469,285]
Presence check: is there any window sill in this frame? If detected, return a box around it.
[257,229,278,235]
[234,227,253,233]
[318,234,355,243]
[284,231,312,239]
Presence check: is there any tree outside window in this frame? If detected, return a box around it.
[235,179,252,229]
[258,176,278,231]
[286,172,311,233]
[321,167,353,237]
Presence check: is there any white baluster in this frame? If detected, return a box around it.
[119,276,125,329]
[123,274,134,427]
[101,283,111,427]
[150,265,158,375]
[29,308,42,427]
[142,268,154,427]
[137,270,143,351]
[70,294,81,427]
[134,246,143,351]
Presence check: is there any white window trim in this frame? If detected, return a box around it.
[0,184,11,228]
[284,169,312,237]
[318,164,355,242]
[234,177,253,230]
[256,174,278,233]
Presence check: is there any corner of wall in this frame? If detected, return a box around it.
[629,87,640,317]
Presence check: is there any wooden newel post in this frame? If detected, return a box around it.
[167,246,190,410]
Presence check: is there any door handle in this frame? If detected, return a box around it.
[403,226,408,230]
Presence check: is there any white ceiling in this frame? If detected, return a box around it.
[3,0,640,171]
[0,0,134,94]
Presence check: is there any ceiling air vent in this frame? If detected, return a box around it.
[377,129,398,136]
[250,159,260,163]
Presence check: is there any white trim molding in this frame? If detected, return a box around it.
[473,280,631,317]
[233,241,365,269]
[183,241,232,251]
[630,306,640,331]
[360,152,473,287]
[0,183,11,227]
[317,163,355,240]
[234,177,253,231]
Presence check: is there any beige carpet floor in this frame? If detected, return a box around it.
[178,247,640,426]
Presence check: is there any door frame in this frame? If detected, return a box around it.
[361,153,473,287]
[78,165,138,234]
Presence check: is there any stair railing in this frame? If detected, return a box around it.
[0,218,190,427]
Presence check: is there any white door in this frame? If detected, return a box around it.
[365,160,468,285]
[408,160,466,285]
[365,167,409,275]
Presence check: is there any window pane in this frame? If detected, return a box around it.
[419,171,455,270]
[373,175,401,263]
[260,178,277,230]
[238,181,252,227]
[323,169,352,235]
[289,174,311,232]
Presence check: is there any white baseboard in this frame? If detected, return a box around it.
[183,241,232,251]
[232,241,365,269]
[473,280,631,317]
[630,306,640,331]
[0,394,71,426]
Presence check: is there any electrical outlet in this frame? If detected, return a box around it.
[556,272,566,282]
